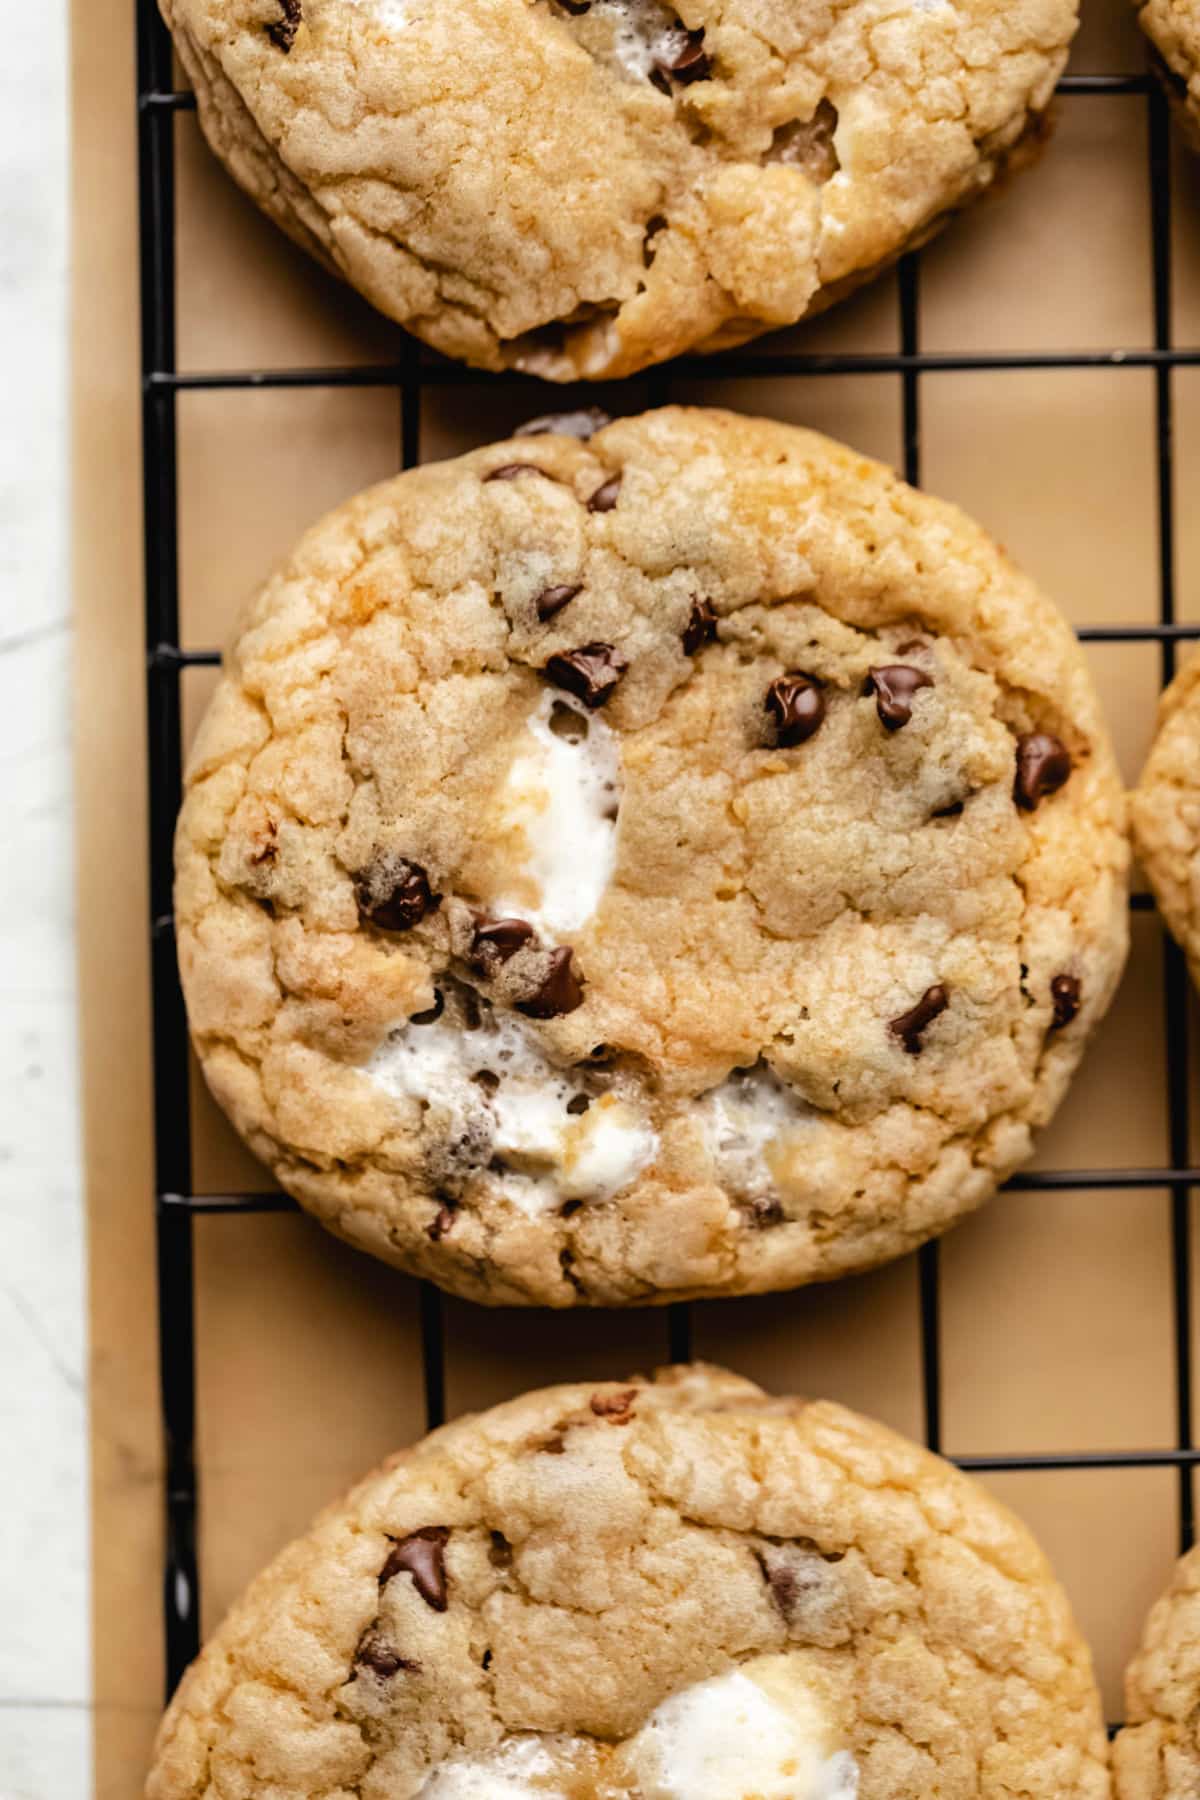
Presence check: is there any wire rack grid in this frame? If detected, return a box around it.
[135,0,1199,1719]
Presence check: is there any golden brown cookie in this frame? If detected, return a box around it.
[174,406,1129,1306]
[1135,2,1200,142]
[1131,648,1200,988]
[146,1364,1111,1800]
[158,0,1077,379]
[1113,1541,1200,1798]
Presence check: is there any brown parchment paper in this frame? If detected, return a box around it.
[75,0,1200,1791]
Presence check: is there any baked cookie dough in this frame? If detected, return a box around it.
[158,0,1077,380]
[174,406,1129,1307]
[1114,1542,1200,1797]
[146,1363,1110,1800]
[1131,649,1200,989]
[1135,2,1200,141]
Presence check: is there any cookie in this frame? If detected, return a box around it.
[1135,2,1200,143]
[146,1363,1110,1799]
[1131,649,1200,988]
[1114,1542,1200,1797]
[158,0,1076,381]
[174,405,1129,1307]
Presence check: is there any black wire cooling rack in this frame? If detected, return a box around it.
[136,0,1200,1711]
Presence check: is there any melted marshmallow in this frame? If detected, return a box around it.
[415,1661,856,1799]
[559,0,692,81]
[622,1665,857,1800]
[697,1063,814,1201]
[343,0,415,30]
[366,1010,655,1211]
[417,1735,580,1800]
[492,691,621,936]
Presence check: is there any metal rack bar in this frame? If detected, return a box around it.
[136,0,200,1696]
[143,346,1200,390]
[1145,80,1197,1556]
[896,251,945,1460]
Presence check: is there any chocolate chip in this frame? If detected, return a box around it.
[410,990,445,1026]
[489,1531,513,1568]
[864,664,934,731]
[482,1649,494,1670]
[356,855,440,932]
[471,915,536,970]
[590,1388,637,1420]
[249,820,279,866]
[517,947,584,1019]
[543,643,629,708]
[565,1093,591,1115]
[757,1544,838,1628]
[559,1247,586,1295]
[1014,733,1072,810]
[266,0,301,51]
[654,26,710,84]
[557,0,592,13]
[354,1632,417,1680]
[536,583,583,623]
[767,100,840,180]
[765,673,825,747]
[379,1528,450,1611]
[472,1069,500,1094]
[484,461,554,484]
[426,1204,456,1243]
[587,475,622,513]
[889,984,949,1056]
[642,214,668,267]
[516,407,611,440]
[547,699,588,741]
[682,598,717,656]
[1050,973,1082,1029]
[759,1554,806,1623]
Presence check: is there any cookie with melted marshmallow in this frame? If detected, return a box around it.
[145,1365,1110,1800]
[174,406,1128,1306]
[157,0,1077,379]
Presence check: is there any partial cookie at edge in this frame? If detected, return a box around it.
[1131,647,1200,988]
[157,0,1078,379]
[146,1363,1111,1800]
[1114,1540,1200,1799]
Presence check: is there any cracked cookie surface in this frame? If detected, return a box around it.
[1131,648,1200,991]
[145,1363,1111,1800]
[1114,1542,1200,1798]
[174,406,1129,1307]
[158,0,1076,379]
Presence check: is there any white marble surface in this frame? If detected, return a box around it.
[0,0,90,1795]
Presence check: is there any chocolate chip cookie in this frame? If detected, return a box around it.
[1114,1543,1200,1797]
[174,406,1129,1306]
[1135,2,1200,141]
[157,0,1077,380]
[145,1363,1110,1800]
[1131,649,1200,988]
